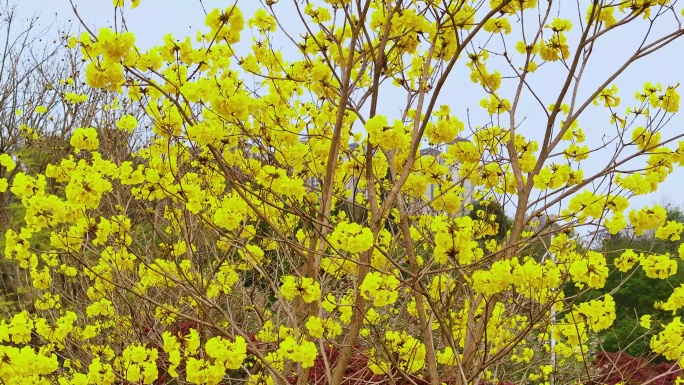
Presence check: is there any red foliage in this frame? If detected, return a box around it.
[589,351,683,385]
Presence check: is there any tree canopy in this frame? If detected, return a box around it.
[2,1,684,385]
[569,206,684,359]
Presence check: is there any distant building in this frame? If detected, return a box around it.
[415,143,474,215]
[342,140,474,216]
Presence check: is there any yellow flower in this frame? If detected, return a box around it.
[631,126,661,150]
[113,0,141,8]
[204,6,244,44]
[0,153,16,171]
[306,316,325,339]
[629,205,667,236]
[31,266,52,289]
[479,94,511,115]
[594,84,621,107]
[87,357,116,385]
[364,115,411,150]
[484,17,512,34]
[614,249,640,272]
[186,358,225,385]
[278,336,317,368]
[205,335,247,370]
[425,113,465,144]
[8,311,34,344]
[384,331,426,373]
[661,86,680,113]
[564,144,590,161]
[360,271,400,307]
[574,294,616,331]
[304,315,341,339]
[116,114,137,133]
[569,251,609,289]
[248,8,276,33]
[548,18,572,32]
[328,222,374,254]
[640,254,677,279]
[70,127,100,152]
[655,220,684,241]
[96,28,135,62]
[279,275,321,303]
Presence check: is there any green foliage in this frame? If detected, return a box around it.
[570,207,684,357]
[468,200,512,242]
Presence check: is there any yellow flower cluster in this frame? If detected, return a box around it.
[0,311,83,384]
[305,316,342,339]
[655,220,684,241]
[328,221,374,254]
[2,1,684,383]
[365,115,411,150]
[0,344,59,384]
[657,284,684,314]
[534,163,583,190]
[614,249,640,272]
[473,256,563,296]
[640,253,678,279]
[205,335,248,370]
[322,292,354,324]
[563,191,612,223]
[255,165,306,202]
[651,317,684,365]
[549,296,615,351]
[160,329,245,383]
[69,28,136,91]
[359,271,400,307]
[207,262,240,298]
[278,336,317,368]
[568,251,609,289]
[384,331,427,374]
[432,215,482,265]
[279,275,321,303]
[424,105,465,145]
[629,205,667,236]
[115,344,159,384]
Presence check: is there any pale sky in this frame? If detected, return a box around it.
[17,0,684,218]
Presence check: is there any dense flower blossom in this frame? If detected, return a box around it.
[1,1,684,384]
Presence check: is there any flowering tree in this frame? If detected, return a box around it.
[2,0,684,384]
[0,0,145,313]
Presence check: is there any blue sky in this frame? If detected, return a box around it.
[21,0,684,218]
